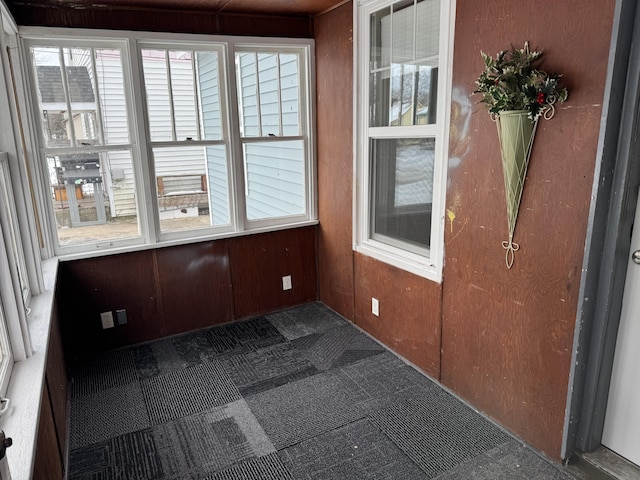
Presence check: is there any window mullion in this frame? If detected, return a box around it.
[58,48,77,146]
[227,44,247,232]
[276,54,283,137]
[165,50,177,142]
[191,51,203,141]
[129,37,159,245]
[89,48,106,145]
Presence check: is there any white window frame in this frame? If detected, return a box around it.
[354,0,455,281]
[18,28,317,258]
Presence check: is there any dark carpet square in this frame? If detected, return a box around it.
[204,453,293,480]
[279,418,427,480]
[68,427,163,480]
[433,440,578,480]
[70,349,138,398]
[335,352,436,411]
[368,388,511,478]
[69,382,151,450]
[266,302,348,340]
[292,325,385,371]
[245,369,369,449]
[219,342,319,396]
[141,361,241,425]
[152,400,275,478]
[207,317,286,354]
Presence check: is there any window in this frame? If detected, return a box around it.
[22,32,315,255]
[355,0,453,280]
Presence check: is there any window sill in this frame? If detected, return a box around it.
[355,242,442,282]
[0,258,59,480]
[56,219,320,262]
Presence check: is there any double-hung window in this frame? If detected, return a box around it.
[355,0,453,280]
[26,39,141,251]
[22,31,315,255]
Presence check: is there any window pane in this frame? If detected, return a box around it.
[142,49,223,142]
[31,46,129,147]
[244,140,305,220]
[48,150,140,245]
[369,0,439,127]
[95,49,130,144]
[370,137,434,250]
[236,52,300,137]
[154,145,230,232]
[170,51,199,140]
[0,155,29,303]
[197,51,223,140]
[142,49,173,141]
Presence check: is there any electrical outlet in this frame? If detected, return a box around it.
[100,311,114,329]
[372,297,379,316]
[116,309,127,325]
[282,275,292,290]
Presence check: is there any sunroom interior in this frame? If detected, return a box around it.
[0,0,638,478]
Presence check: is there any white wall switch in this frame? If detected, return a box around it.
[282,275,292,290]
[372,297,379,316]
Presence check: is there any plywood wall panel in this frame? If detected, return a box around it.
[45,296,68,467]
[59,228,317,356]
[155,240,233,336]
[442,0,616,459]
[32,386,63,480]
[354,253,442,378]
[229,227,317,319]
[314,2,355,321]
[59,250,161,357]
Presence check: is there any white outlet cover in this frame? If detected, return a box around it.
[100,311,114,329]
[372,297,379,316]
[282,275,292,290]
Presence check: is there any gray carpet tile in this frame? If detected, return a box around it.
[368,388,511,478]
[207,317,286,354]
[141,361,242,425]
[203,453,294,480]
[68,303,581,480]
[68,427,163,480]
[173,329,220,365]
[291,324,385,371]
[219,341,319,396]
[151,400,276,478]
[69,381,151,450]
[267,302,348,340]
[332,352,436,413]
[279,418,428,480]
[70,348,138,398]
[245,369,370,449]
[133,338,188,378]
[433,440,578,480]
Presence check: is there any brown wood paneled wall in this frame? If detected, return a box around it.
[33,295,68,479]
[8,4,313,38]
[58,226,317,358]
[32,386,63,480]
[441,0,616,460]
[312,0,617,461]
[354,253,442,378]
[315,2,356,321]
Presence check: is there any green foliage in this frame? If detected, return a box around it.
[474,43,568,121]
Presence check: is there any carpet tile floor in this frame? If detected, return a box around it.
[67,302,582,479]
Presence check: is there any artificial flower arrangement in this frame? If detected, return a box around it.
[474,42,568,121]
[473,42,568,268]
